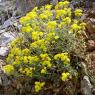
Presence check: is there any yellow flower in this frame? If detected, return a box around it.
[32,7,38,12]
[42,61,52,68]
[21,26,32,32]
[35,81,45,92]
[58,21,66,28]
[30,42,38,48]
[40,6,45,11]
[31,39,45,50]
[40,45,47,52]
[14,48,21,55]
[20,67,33,77]
[32,31,43,41]
[40,54,51,61]
[61,72,70,81]
[26,12,37,19]
[39,13,48,19]
[46,32,55,41]
[47,21,57,29]
[3,65,14,75]
[54,36,59,40]
[66,8,72,17]
[63,17,71,25]
[23,56,28,63]
[56,10,67,19]
[40,10,53,19]
[55,1,70,9]
[75,9,83,17]
[6,54,14,62]
[45,4,52,10]
[41,67,47,74]
[54,53,61,60]
[71,23,81,32]
[23,67,33,77]
[28,56,39,64]
[22,48,29,55]
[58,2,64,8]
[14,56,23,65]
[19,16,30,24]
[62,1,70,7]
[54,53,70,64]
[13,61,21,65]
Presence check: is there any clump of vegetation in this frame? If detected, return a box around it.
[3,1,86,94]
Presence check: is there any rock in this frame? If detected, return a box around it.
[90,51,95,61]
[81,14,88,21]
[0,31,18,56]
[86,19,95,36]
[87,9,95,18]
[51,0,58,6]
[0,77,2,85]
[13,22,22,29]
[2,17,16,29]
[81,76,93,95]
[81,62,88,76]
[16,0,51,14]
[0,29,5,34]
[1,75,11,86]
[0,47,9,56]
[0,32,17,47]
[0,59,6,66]
[87,40,95,52]
[0,0,16,25]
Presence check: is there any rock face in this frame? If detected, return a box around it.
[0,0,16,25]
[81,76,93,95]
[0,17,20,57]
[85,8,95,76]
[16,0,51,14]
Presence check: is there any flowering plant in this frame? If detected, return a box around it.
[3,1,86,94]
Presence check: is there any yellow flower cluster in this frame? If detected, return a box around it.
[32,31,43,41]
[70,22,86,33]
[22,48,30,55]
[61,72,70,81]
[54,53,70,64]
[39,10,53,20]
[47,21,57,29]
[3,65,14,75]
[56,10,67,19]
[3,1,86,93]
[55,1,70,9]
[58,17,71,29]
[62,17,71,25]
[21,56,39,64]
[75,9,83,17]
[21,25,32,32]
[20,12,37,24]
[45,4,52,10]
[19,67,33,77]
[31,39,47,52]
[71,23,81,32]
[35,82,45,92]
[40,54,51,61]
[42,61,52,68]
[41,67,47,74]
[28,56,39,64]
[46,32,57,41]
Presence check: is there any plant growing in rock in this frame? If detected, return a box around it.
[3,1,86,94]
